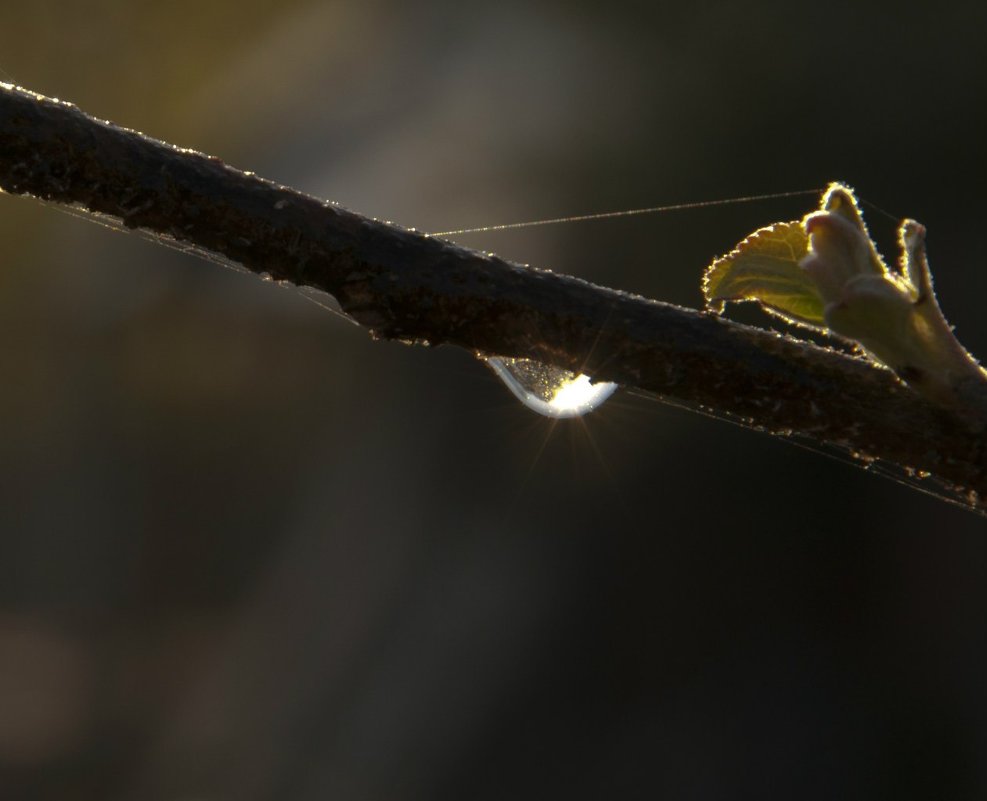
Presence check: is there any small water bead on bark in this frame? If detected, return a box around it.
[484,356,617,418]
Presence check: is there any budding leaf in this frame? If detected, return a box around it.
[702,182,987,412]
[702,221,824,326]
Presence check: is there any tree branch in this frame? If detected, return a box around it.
[1,83,984,510]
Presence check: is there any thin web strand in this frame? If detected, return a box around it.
[44,201,359,326]
[860,196,901,224]
[430,187,823,237]
[625,388,982,518]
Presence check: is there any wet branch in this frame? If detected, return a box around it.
[1,83,984,509]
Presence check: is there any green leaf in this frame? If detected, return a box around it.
[700,182,987,411]
[703,221,824,327]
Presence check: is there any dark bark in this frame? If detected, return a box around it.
[0,83,984,510]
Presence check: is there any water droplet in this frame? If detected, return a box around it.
[485,356,617,418]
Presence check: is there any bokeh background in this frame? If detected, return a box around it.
[2,1,987,798]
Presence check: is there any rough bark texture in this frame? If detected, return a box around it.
[0,83,984,509]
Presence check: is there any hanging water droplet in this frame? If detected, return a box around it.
[485,356,617,418]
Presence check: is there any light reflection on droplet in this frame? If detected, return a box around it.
[485,356,617,418]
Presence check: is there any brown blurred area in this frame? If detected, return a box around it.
[2,1,987,799]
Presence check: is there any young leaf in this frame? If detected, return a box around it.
[702,221,824,326]
[704,182,987,413]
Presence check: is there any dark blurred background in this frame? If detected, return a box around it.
[1,1,986,798]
